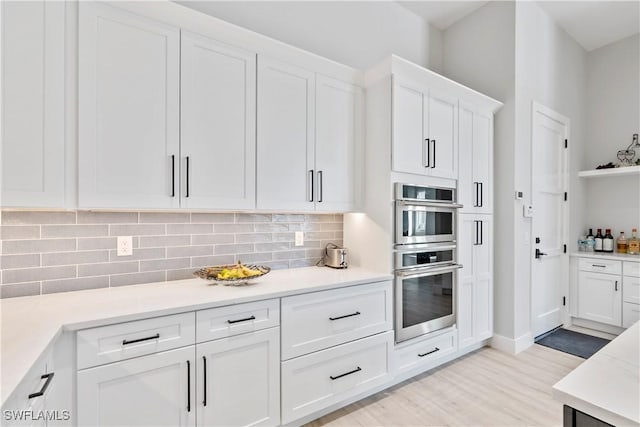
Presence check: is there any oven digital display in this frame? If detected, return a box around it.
[401,185,453,202]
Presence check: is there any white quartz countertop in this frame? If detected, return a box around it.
[0,266,391,406]
[571,252,640,262]
[553,321,640,426]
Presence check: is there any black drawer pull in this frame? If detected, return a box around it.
[418,347,440,357]
[329,311,361,321]
[187,360,191,413]
[202,356,207,407]
[28,373,54,399]
[592,264,607,268]
[330,366,362,380]
[227,315,256,324]
[122,333,160,346]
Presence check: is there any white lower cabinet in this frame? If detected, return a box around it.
[281,331,393,424]
[395,329,456,376]
[77,346,196,427]
[196,328,280,427]
[577,271,622,327]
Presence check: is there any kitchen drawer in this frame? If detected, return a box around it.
[281,331,393,424]
[77,312,195,370]
[624,261,640,278]
[281,281,392,360]
[578,258,622,275]
[196,298,279,343]
[623,276,640,304]
[623,302,640,328]
[395,329,457,375]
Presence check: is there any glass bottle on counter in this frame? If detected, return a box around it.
[603,229,614,253]
[595,229,604,252]
[617,232,628,254]
[587,228,594,240]
[628,228,640,255]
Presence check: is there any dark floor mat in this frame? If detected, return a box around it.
[535,328,610,359]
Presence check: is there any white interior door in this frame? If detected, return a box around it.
[180,31,256,210]
[531,103,569,338]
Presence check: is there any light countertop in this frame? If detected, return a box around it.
[0,266,391,406]
[571,252,640,262]
[553,321,640,426]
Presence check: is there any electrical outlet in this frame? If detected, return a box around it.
[294,231,304,247]
[117,236,133,256]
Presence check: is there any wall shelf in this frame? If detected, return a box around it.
[578,165,640,178]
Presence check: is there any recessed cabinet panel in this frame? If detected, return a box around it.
[427,92,458,179]
[578,271,622,327]
[180,32,256,210]
[473,113,492,214]
[1,1,65,207]
[257,57,315,211]
[78,2,180,208]
[392,81,426,175]
[315,75,362,212]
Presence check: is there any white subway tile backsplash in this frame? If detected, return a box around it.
[1,209,344,298]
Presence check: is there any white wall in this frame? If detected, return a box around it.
[442,1,517,340]
[583,34,640,236]
[176,1,443,71]
[514,1,587,340]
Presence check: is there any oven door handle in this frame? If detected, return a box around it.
[396,200,463,209]
[396,264,463,278]
[395,244,458,254]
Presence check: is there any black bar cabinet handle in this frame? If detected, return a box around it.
[479,182,483,207]
[418,347,440,357]
[185,156,190,198]
[474,182,479,207]
[329,311,361,321]
[474,221,479,245]
[202,356,207,407]
[308,170,314,202]
[425,138,430,167]
[318,170,323,203]
[28,373,54,399]
[431,139,436,168]
[592,264,607,268]
[227,315,256,324]
[187,360,191,412]
[171,155,175,197]
[330,366,362,380]
[480,220,483,245]
[122,333,160,346]
[615,281,618,291]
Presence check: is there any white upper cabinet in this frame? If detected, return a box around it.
[78,2,180,209]
[427,91,458,179]
[180,32,256,210]
[392,78,458,180]
[459,103,493,213]
[1,1,65,207]
[257,57,315,211]
[315,75,363,212]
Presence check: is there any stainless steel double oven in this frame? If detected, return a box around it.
[394,183,462,343]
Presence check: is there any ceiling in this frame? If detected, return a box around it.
[398,1,639,51]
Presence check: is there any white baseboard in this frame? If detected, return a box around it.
[490,332,534,354]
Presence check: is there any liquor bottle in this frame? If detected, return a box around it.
[603,229,614,253]
[587,228,594,240]
[628,228,640,255]
[594,229,604,252]
[617,232,628,253]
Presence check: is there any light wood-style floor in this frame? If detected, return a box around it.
[306,344,583,427]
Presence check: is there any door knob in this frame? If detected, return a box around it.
[535,248,547,259]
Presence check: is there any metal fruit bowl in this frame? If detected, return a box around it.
[193,263,271,286]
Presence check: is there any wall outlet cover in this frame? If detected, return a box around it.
[117,236,133,256]
[294,231,304,247]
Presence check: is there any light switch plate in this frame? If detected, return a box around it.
[117,236,133,256]
[294,231,304,247]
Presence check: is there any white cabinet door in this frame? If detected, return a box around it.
[257,57,315,211]
[197,328,280,427]
[180,32,256,210]
[427,91,458,179]
[1,1,65,208]
[458,104,493,213]
[392,79,427,176]
[78,2,180,209]
[578,271,622,327]
[457,215,492,349]
[315,75,363,212]
[77,346,196,427]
